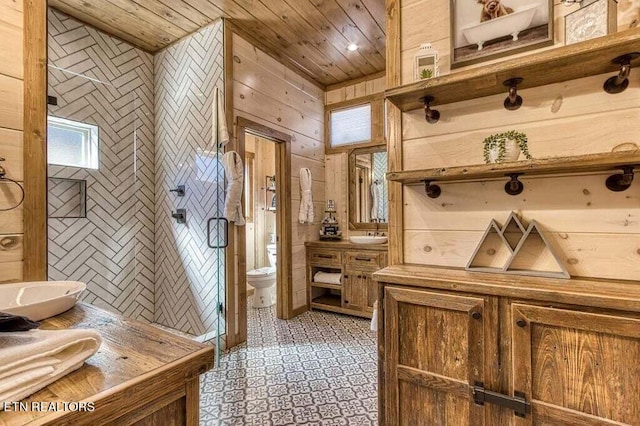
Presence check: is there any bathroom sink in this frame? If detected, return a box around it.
[349,236,388,245]
[0,281,86,321]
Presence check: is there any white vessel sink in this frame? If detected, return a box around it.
[349,236,388,245]
[0,281,86,321]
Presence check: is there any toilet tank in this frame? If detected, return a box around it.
[266,244,277,268]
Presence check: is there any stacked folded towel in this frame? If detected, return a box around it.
[313,271,342,285]
[0,313,102,402]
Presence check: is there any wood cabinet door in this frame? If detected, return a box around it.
[342,272,365,311]
[384,286,489,425]
[511,303,640,425]
[364,273,377,313]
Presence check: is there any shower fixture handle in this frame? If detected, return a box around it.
[170,185,185,197]
[172,208,187,224]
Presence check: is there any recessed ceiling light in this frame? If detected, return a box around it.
[347,43,359,52]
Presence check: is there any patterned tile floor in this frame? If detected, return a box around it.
[199,304,378,425]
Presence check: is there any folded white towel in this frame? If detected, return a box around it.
[313,271,342,285]
[0,329,102,402]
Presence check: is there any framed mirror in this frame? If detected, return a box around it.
[349,146,388,231]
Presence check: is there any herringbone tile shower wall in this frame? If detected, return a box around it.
[154,22,227,336]
[47,9,155,321]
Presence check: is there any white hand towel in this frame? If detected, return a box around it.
[222,151,245,226]
[213,87,230,147]
[0,329,102,402]
[299,168,314,224]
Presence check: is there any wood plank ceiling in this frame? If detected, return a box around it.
[48,0,386,87]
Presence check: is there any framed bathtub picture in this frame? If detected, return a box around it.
[450,0,554,68]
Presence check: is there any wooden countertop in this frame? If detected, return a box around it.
[373,264,640,313]
[0,303,214,426]
[305,240,388,251]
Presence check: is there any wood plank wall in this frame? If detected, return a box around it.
[324,75,386,239]
[231,33,326,312]
[397,1,640,281]
[0,0,24,283]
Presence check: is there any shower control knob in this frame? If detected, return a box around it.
[170,185,186,196]
[172,208,187,224]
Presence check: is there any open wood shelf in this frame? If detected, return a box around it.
[311,294,342,308]
[311,282,342,291]
[386,151,640,185]
[385,29,640,112]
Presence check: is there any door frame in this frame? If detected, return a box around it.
[227,116,293,347]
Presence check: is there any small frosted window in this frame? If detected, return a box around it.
[48,116,99,169]
[330,104,371,147]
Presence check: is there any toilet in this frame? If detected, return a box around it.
[247,244,277,308]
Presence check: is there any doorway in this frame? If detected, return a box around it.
[226,117,293,348]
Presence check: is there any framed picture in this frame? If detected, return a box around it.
[565,0,617,45]
[450,0,554,68]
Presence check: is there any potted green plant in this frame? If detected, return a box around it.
[482,131,533,164]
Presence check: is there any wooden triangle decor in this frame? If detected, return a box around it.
[466,220,513,272]
[466,212,570,279]
[502,212,526,250]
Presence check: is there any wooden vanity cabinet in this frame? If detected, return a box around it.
[375,265,640,426]
[305,241,387,318]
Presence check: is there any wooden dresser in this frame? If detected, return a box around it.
[0,303,213,426]
[305,241,387,318]
[373,265,640,425]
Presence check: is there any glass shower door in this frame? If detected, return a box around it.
[194,142,226,363]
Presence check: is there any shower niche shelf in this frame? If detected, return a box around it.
[48,177,87,219]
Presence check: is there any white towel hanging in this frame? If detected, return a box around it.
[370,181,380,221]
[212,87,230,148]
[222,151,245,226]
[299,167,314,224]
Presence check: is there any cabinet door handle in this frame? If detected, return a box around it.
[344,275,349,279]
[355,257,372,261]
[317,254,333,259]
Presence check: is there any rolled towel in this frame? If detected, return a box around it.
[0,312,40,333]
[313,271,342,285]
[0,329,102,402]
